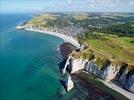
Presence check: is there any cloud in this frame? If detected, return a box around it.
[116,0,119,3]
[67,0,72,4]
[128,0,134,6]
[109,3,114,7]
[38,7,41,10]
[90,4,95,8]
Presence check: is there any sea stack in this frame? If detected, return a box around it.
[16,25,24,30]
[62,56,72,75]
[65,74,74,92]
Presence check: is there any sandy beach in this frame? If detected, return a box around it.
[25,28,80,48]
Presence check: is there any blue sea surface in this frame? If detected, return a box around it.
[0,13,115,100]
[0,14,66,100]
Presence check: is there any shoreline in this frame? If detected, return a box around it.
[73,71,130,100]
[58,41,134,99]
[24,28,80,48]
[83,71,134,100]
[17,25,134,99]
[102,80,134,100]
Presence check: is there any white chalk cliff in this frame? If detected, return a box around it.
[63,54,134,93]
[65,74,74,92]
[70,59,88,73]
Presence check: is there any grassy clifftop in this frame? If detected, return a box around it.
[77,32,134,65]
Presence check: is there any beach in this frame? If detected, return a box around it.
[25,28,80,48]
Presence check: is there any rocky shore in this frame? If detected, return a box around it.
[61,48,134,99]
[72,71,129,100]
[17,24,134,100]
[59,43,132,99]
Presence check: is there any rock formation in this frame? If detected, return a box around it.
[65,73,74,92]
[63,49,134,93]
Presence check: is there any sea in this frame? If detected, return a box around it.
[0,13,71,100]
[0,13,116,100]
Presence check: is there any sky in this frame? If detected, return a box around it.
[1,0,134,13]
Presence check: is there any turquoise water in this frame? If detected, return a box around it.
[0,14,115,100]
[0,14,66,100]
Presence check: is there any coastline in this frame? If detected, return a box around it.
[101,80,134,100]
[17,25,134,99]
[73,71,130,100]
[24,28,80,48]
[83,71,134,100]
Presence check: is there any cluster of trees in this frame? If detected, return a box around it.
[87,22,134,37]
[105,22,134,36]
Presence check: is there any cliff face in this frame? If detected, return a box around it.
[64,50,134,93]
[70,59,88,73]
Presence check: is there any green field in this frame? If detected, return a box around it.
[27,14,58,26]
[77,32,134,65]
